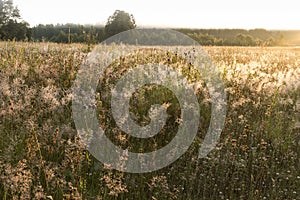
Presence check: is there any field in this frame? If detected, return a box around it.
[0,42,299,199]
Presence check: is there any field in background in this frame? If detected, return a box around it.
[0,42,299,199]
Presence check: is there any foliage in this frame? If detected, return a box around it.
[104,10,136,38]
[178,28,294,46]
[31,24,105,44]
[188,33,224,46]
[0,0,19,25]
[0,0,31,41]
[30,24,300,46]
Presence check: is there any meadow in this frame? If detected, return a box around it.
[0,42,299,199]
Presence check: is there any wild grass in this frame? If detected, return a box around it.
[0,42,299,199]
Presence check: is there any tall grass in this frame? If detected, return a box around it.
[0,42,299,199]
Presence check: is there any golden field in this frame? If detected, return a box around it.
[0,42,299,199]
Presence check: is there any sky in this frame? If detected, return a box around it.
[14,0,300,30]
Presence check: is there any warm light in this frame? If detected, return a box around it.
[14,0,300,29]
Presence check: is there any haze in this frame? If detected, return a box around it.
[14,0,299,30]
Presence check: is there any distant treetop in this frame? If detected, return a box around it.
[104,10,136,38]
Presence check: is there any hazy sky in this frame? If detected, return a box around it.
[14,0,299,29]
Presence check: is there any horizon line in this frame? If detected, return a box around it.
[28,23,300,31]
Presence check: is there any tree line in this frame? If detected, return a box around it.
[30,25,292,46]
[0,0,299,46]
[177,28,286,46]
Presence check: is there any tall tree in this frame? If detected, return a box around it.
[0,0,31,40]
[104,10,136,38]
[0,0,20,26]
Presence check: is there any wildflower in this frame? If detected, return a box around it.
[242,133,247,140]
[241,145,248,152]
[231,139,237,148]
[260,140,267,150]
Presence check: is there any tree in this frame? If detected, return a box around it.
[0,0,20,26]
[0,0,31,40]
[235,34,255,46]
[187,33,218,46]
[104,10,136,38]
